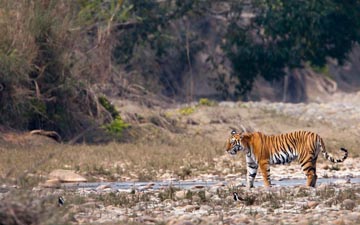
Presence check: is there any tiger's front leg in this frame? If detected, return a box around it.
[259,160,271,187]
[246,155,258,188]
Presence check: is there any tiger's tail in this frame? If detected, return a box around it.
[319,138,348,163]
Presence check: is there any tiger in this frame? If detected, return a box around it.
[225,130,348,188]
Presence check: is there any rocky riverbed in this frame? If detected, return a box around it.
[55,181,360,225]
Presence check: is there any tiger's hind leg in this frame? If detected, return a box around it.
[310,172,318,187]
[305,167,317,187]
[302,158,318,187]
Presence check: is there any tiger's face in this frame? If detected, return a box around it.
[226,130,246,155]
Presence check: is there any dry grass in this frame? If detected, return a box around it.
[1,101,359,187]
[0,130,223,185]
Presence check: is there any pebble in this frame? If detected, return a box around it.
[200,205,212,212]
[96,184,112,190]
[342,199,356,210]
[184,205,200,212]
[191,185,205,189]
[205,191,212,199]
[40,178,61,188]
[48,169,87,182]
[307,201,319,209]
[175,190,187,200]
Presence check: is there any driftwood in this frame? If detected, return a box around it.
[30,130,61,143]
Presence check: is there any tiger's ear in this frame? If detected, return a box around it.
[231,130,237,135]
[240,133,252,142]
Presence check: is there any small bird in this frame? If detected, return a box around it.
[233,192,241,201]
[58,196,65,206]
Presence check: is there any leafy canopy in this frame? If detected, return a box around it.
[223,0,360,97]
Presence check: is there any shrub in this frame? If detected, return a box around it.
[99,96,119,119]
[104,117,130,137]
[198,98,216,106]
[179,106,195,116]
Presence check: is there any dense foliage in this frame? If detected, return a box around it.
[223,0,360,97]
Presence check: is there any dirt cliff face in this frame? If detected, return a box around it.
[188,43,360,103]
[154,15,360,103]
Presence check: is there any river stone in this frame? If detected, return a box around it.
[233,215,250,224]
[175,190,187,200]
[342,199,356,210]
[167,220,194,225]
[184,205,200,212]
[40,178,61,188]
[215,182,226,186]
[145,183,155,189]
[332,218,346,225]
[136,216,158,224]
[205,191,212,199]
[334,179,350,184]
[192,195,201,203]
[307,201,319,209]
[191,185,205,189]
[200,205,212,212]
[211,195,221,204]
[208,186,219,194]
[163,199,175,206]
[346,212,360,221]
[96,184,112,190]
[49,169,87,182]
[225,195,234,204]
[297,218,311,225]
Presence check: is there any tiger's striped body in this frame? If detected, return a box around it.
[225,130,348,188]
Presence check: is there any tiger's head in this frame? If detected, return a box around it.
[226,130,251,155]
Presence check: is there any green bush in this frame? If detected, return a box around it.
[198,98,216,106]
[98,96,119,119]
[104,117,129,137]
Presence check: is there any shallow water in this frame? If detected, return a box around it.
[61,177,360,191]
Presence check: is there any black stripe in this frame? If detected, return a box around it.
[249,173,257,178]
[308,167,316,173]
[284,141,293,154]
[303,166,312,172]
[280,154,286,164]
[300,160,309,168]
[248,164,258,169]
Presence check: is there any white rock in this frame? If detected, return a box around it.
[48,169,87,182]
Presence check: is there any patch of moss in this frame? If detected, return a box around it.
[179,106,195,116]
[311,64,332,78]
[198,98,216,106]
[98,96,119,119]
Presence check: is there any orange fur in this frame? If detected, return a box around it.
[226,130,348,188]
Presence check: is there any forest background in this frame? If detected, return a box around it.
[1,0,360,140]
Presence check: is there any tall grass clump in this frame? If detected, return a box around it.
[0,1,121,140]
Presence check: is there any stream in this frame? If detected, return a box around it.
[61,177,360,191]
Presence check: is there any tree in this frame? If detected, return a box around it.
[222,0,360,98]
